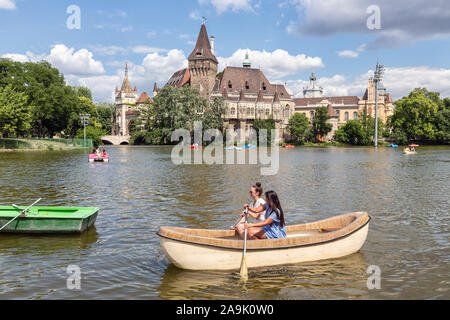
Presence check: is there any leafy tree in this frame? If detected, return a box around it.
[390,89,438,143]
[254,117,276,146]
[435,97,450,144]
[0,85,32,137]
[288,113,311,144]
[74,86,93,100]
[96,102,115,135]
[336,110,383,145]
[311,107,332,141]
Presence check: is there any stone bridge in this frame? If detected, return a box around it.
[101,135,130,146]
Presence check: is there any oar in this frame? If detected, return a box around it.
[239,207,249,281]
[231,212,244,230]
[0,198,41,232]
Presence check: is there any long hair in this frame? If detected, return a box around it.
[265,191,285,227]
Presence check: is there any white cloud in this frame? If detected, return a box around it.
[1,53,29,62]
[0,0,16,10]
[199,0,255,14]
[46,45,105,76]
[218,48,324,79]
[132,46,167,54]
[285,67,450,100]
[337,50,359,58]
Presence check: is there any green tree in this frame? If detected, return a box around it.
[435,97,450,144]
[288,113,311,144]
[390,89,439,143]
[336,110,383,145]
[311,107,332,141]
[74,86,93,100]
[254,117,276,146]
[0,85,32,137]
[96,102,115,135]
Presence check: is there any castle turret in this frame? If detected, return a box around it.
[188,23,218,99]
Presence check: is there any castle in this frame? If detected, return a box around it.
[113,23,395,141]
[113,64,152,136]
[165,23,294,138]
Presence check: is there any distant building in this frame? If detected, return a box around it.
[113,64,152,136]
[294,74,395,140]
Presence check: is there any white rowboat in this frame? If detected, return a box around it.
[158,212,370,271]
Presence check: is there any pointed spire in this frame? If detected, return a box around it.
[239,88,245,102]
[188,23,218,64]
[121,63,132,93]
[273,90,281,104]
[222,86,229,99]
[243,50,251,68]
[256,89,264,103]
[153,82,158,92]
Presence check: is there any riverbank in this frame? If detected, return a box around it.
[0,138,92,152]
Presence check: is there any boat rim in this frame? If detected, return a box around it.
[157,215,371,251]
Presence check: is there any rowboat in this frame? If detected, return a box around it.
[0,206,99,234]
[403,144,419,155]
[158,212,370,271]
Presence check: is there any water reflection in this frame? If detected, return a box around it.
[158,253,369,300]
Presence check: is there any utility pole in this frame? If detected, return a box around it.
[373,62,385,148]
[79,113,91,148]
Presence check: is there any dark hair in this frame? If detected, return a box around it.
[252,182,263,197]
[265,191,285,227]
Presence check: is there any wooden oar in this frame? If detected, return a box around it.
[0,198,41,232]
[239,207,249,281]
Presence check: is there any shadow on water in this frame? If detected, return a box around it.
[158,252,369,300]
[0,227,99,254]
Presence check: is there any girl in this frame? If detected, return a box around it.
[245,191,286,240]
[232,183,266,239]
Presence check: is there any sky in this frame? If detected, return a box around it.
[1,0,450,102]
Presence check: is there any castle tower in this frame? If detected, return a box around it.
[303,73,324,98]
[188,23,218,99]
[115,63,138,136]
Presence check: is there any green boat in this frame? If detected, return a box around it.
[0,206,99,234]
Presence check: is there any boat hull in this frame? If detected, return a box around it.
[159,212,370,271]
[0,207,99,234]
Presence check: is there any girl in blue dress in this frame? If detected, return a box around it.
[244,190,286,240]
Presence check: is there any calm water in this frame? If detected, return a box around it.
[0,146,449,300]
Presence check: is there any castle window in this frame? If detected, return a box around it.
[251,108,254,115]
[245,81,250,90]
[310,111,315,119]
[284,105,290,118]
[353,112,358,119]
[345,112,349,121]
[266,109,270,116]
[231,107,236,115]
[247,108,251,115]
[262,82,267,91]
[228,81,232,89]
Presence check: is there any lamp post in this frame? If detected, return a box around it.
[79,113,91,148]
[373,62,386,148]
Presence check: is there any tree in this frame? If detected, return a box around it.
[0,85,32,137]
[288,113,311,144]
[74,86,93,100]
[435,97,450,144]
[254,117,276,145]
[132,86,207,145]
[335,110,383,145]
[390,89,438,143]
[96,102,115,135]
[311,106,332,141]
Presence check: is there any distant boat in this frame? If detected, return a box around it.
[244,144,257,149]
[387,144,399,148]
[158,212,370,271]
[282,144,295,149]
[89,154,109,162]
[0,206,99,234]
[225,146,243,151]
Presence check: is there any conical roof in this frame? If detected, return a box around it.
[121,64,133,93]
[273,90,281,104]
[256,89,264,103]
[188,24,218,64]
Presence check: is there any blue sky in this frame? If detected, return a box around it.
[1,0,450,102]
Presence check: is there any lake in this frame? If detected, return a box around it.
[0,146,449,299]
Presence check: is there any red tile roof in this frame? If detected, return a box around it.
[137,92,152,104]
